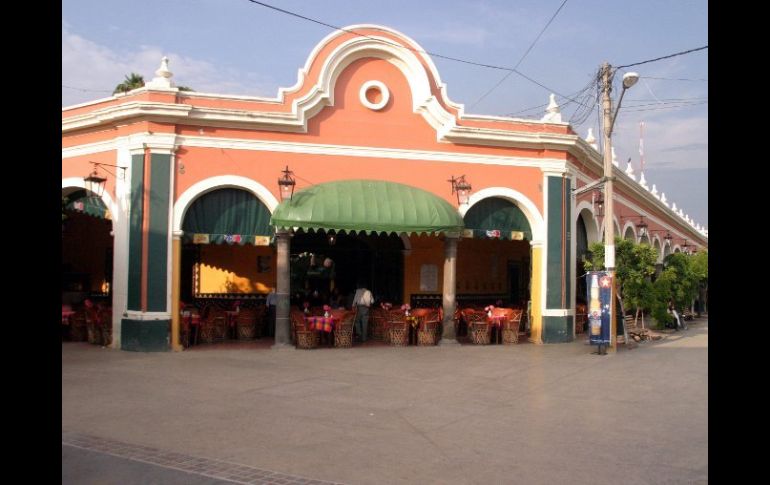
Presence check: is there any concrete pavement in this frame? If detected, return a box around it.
[62,319,708,484]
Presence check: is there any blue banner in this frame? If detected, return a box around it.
[586,271,612,346]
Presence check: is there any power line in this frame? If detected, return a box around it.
[469,0,570,109]
[62,84,113,93]
[244,0,591,108]
[615,45,708,69]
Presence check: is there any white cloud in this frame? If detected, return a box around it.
[62,24,277,107]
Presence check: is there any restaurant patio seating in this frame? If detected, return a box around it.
[370,307,388,341]
[333,310,355,348]
[236,308,258,340]
[69,311,87,342]
[462,309,490,344]
[413,308,440,346]
[291,311,318,349]
[496,308,523,345]
[388,310,409,346]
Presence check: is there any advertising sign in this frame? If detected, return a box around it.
[586,271,612,350]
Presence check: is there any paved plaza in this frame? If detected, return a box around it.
[63,319,708,484]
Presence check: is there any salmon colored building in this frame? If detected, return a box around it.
[62,25,708,351]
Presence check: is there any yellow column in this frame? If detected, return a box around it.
[170,232,183,352]
[529,243,543,344]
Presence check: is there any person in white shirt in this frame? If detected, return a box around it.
[352,281,373,343]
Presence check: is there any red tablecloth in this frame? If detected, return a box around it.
[488,316,506,327]
[305,316,335,333]
[225,310,238,327]
[62,310,76,325]
[182,313,200,327]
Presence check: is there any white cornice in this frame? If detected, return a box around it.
[176,135,567,169]
[63,134,568,171]
[570,158,706,246]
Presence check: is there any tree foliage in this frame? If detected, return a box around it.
[113,73,145,94]
[584,237,704,329]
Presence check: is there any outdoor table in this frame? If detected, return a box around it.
[305,315,337,346]
[62,310,76,325]
[405,315,419,345]
[225,310,238,339]
[487,315,507,344]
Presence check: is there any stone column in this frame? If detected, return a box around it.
[439,234,460,345]
[170,231,183,351]
[272,230,294,350]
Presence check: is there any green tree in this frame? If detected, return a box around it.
[690,250,708,315]
[113,73,145,94]
[583,238,657,327]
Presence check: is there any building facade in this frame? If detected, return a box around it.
[62,25,707,351]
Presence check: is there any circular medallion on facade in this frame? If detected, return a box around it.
[359,80,390,111]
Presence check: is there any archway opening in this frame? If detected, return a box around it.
[61,188,114,345]
[459,197,533,339]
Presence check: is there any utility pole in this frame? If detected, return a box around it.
[600,62,617,352]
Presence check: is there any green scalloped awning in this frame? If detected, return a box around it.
[463,197,532,240]
[271,180,464,235]
[64,190,110,219]
[182,188,272,245]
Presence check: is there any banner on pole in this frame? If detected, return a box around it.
[586,271,612,346]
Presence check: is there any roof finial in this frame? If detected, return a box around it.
[625,158,635,181]
[638,171,648,190]
[541,94,562,123]
[585,128,598,151]
[145,56,176,89]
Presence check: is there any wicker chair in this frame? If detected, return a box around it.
[498,308,523,345]
[334,310,355,348]
[85,308,102,345]
[199,307,225,344]
[388,311,409,346]
[463,309,490,345]
[69,311,87,342]
[291,311,317,349]
[370,307,387,341]
[236,308,257,340]
[100,309,112,346]
[413,308,440,346]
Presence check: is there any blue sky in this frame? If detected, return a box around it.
[62,0,708,229]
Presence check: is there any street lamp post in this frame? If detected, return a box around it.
[600,62,638,351]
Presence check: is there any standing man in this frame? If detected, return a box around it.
[265,287,278,338]
[352,281,373,343]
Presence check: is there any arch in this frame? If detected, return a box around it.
[663,241,672,258]
[62,177,118,224]
[673,245,682,253]
[622,221,637,242]
[599,216,622,243]
[286,25,460,134]
[462,187,545,242]
[173,175,279,232]
[652,236,663,262]
[575,201,600,244]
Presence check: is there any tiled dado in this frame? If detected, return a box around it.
[62,431,344,485]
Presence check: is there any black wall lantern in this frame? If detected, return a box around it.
[448,175,472,205]
[278,165,296,201]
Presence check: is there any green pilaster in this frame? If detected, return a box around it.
[544,176,573,343]
[127,153,144,311]
[147,153,170,312]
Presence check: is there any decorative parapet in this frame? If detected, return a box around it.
[541,94,562,123]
